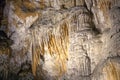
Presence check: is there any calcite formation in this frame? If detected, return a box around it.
[0,0,120,80]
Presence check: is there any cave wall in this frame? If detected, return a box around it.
[0,0,120,80]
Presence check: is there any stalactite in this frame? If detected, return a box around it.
[102,59,120,80]
[39,0,45,9]
[69,7,92,32]
[80,0,85,6]
[74,0,76,6]
[31,21,69,77]
[98,0,110,20]
[97,0,118,24]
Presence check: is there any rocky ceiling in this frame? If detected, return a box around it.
[0,0,120,80]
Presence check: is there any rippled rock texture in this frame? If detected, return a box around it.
[0,0,120,80]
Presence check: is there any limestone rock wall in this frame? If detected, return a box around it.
[0,0,120,80]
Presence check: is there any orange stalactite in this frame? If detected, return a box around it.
[31,21,69,77]
[103,61,120,80]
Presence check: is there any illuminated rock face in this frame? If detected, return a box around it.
[0,0,120,80]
